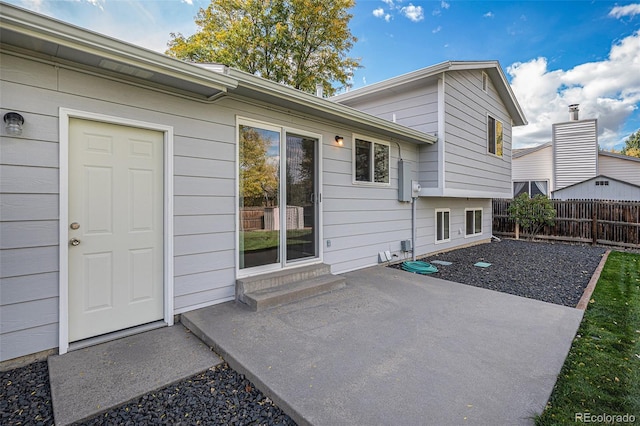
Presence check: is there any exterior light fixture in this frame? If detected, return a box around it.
[335,135,344,146]
[4,112,24,136]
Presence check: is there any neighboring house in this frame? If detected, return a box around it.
[512,105,640,200]
[0,4,526,364]
[552,175,640,201]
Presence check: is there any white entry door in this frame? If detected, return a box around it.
[68,118,164,342]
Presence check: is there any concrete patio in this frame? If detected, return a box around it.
[182,265,584,425]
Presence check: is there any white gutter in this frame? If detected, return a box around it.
[0,3,238,92]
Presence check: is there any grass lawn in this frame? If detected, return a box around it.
[536,251,640,425]
[241,229,311,251]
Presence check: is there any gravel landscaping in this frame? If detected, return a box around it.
[391,238,608,307]
[1,361,295,425]
[2,239,608,425]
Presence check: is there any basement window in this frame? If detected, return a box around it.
[353,136,390,184]
[435,209,451,243]
[465,208,483,237]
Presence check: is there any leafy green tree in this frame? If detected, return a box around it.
[508,193,556,240]
[166,0,360,96]
[621,130,640,158]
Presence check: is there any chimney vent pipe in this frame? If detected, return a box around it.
[569,104,579,121]
[316,83,323,98]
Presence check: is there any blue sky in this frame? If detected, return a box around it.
[5,0,640,150]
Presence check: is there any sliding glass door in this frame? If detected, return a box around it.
[238,122,319,272]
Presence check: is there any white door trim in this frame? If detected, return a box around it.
[58,108,174,355]
[234,116,324,279]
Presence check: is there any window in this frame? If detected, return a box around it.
[354,137,389,184]
[487,116,503,157]
[513,181,548,198]
[595,180,609,186]
[482,72,488,93]
[465,208,482,236]
[435,209,450,243]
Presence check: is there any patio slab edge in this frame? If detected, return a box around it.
[181,308,310,426]
[576,250,611,310]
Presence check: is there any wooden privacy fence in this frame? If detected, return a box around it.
[493,199,640,248]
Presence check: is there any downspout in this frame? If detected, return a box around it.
[412,196,417,261]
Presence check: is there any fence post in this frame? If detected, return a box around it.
[592,201,597,246]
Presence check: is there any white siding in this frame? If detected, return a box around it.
[443,70,512,197]
[553,119,598,190]
[512,145,554,193]
[552,177,640,201]
[598,153,640,186]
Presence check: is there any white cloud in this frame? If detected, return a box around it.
[441,1,450,10]
[362,76,367,86]
[609,3,640,18]
[509,30,640,149]
[181,0,193,4]
[85,0,105,11]
[432,26,442,34]
[385,14,392,22]
[402,4,424,22]
[382,0,395,7]
[373,8,385,18]
[483,11,494,18]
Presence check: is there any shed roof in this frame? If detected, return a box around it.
[331,61,527,127]
[512,142,552,159]
[0,2,437,146]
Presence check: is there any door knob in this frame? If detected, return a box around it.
[70,238,81,246]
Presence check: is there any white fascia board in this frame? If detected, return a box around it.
[229,69,437,145]
[331,61,451,102]
[420,187,511,199]
[0,3,238,92]
[332,60,527,127]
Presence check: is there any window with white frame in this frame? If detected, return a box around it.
[465,208,482,236]
[435,209,450,243]
[353,137,390,184]
[513,181,548,198]
[487,115,503,157]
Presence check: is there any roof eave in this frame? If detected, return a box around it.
[228,69,437,145]
[0,3,238,92]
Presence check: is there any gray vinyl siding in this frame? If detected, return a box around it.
[553,119,598,190]
[414,198,492,256]
[335,85,439,135]
[598,154,640,186]
[0,52,239,361]
[512,145,554,193]
[443,70,512,195]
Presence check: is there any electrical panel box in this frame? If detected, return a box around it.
[398,159,412,202]
[401,239,412,252]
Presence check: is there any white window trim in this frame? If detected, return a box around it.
[486,114,503,158]
[481,71,489,93]
[435,208,451,244]
[464,207,483,238]
[235,116,324,279]
[352,134,391,186]
[514,180,550,198]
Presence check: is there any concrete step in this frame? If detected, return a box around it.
[236,263,332,296]
[240,274,346,311]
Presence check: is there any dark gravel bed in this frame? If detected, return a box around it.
[391,239,607,307]
[2,361,295,426]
